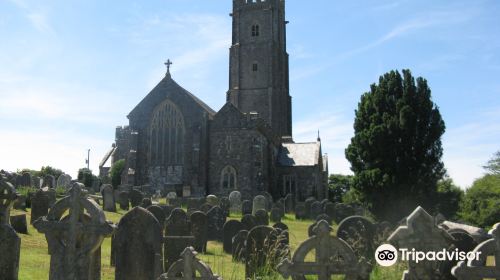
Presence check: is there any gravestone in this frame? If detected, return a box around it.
[320,199,329,210]
[56,174,72,189]
[310,201,323,219]
[32,176,41,188]
[207,206,226,241]
[206,194,219,206]
[323,202,335,219]
[30,189,49,224]
[158,247,222,280]
[242,200,252,215]
[451,223,500,280]
[16,172,32,187]
[141,197,152,208]
[388,206,454,280]
[43,175,56,188]
[332,203,355,224]
[186,197,204,212]
[304,197,316,219]
[223,220,244,254]
[273,222,290,246]
[34,184,114,280]
[270,208,282,223]
[241,214,257,231]
[0,179,20,280]
[255,209,269,226]
[10,214,28,234]
[190,211,208,253]
[260,192,273,211]
[200,203,213,213]
[232,230,249,262]
[166,192,177,200]
[13,195,27,211]
[160,205,174,218]
[165,208,190,236]
[284,194,293,213]
[277,220,371,280]
[336,215,376,260]
[129,189,143,208]
[252,195,267,215]
[245,225,279,278]
[163,236,195,272]
[146,205,167,231]
[117,191,129,210]
[46,188,57,207]
[295,203,306,220]
[219,197,230,217]
[101,184,116,212]
[1,180,18,225]
[229,191,242,213]
[274,201,285,217]
[315,213,333,225]
[169,198,182,208]
[114,207,163,280]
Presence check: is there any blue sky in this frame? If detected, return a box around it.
[0,0,499,188]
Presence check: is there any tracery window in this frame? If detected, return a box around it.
[251,24,260,37]
[149,100,185,166]
[221,165,237,189]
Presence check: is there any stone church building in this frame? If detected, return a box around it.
[100,0,329,201]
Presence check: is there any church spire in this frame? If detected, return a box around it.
[164,59,173,78]
[317,130,321,142]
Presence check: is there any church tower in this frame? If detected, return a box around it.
[227,0,292,138]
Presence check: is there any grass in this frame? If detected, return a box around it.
[13,207,406,280]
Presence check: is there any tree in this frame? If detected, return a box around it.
[459,174,500,228]
[483,150,500,175]
[77,168,94,189]
[39,166,64,178]
[328,174,353,203]
[435,178,464,220]
[109,159,126,188]
[345,70,446,222]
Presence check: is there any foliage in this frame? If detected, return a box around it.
[328,174,353,202]
[18,166,64,179]
[109,159,126,188]
[435,178,464,219]
[77,168,95,188]
[345,69,446,222]
[459,174,500,228]
[16,186,38,197]
[483,150,500,175]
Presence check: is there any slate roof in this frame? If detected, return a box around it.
[278,142,321,167]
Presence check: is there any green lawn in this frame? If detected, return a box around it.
[13,207,406,279]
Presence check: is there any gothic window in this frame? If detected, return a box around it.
[252,63,258,72]
[251,24,260,37]
[221,165,237,189]
[149,100,185,166]
[283,174,296,196]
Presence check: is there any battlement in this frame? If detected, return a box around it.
[233,0,282,9]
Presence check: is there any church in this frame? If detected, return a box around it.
[100,0,329,202]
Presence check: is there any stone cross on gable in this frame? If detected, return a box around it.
[158,246,222,280]
[277,220,371,280]
[0,179,18,225]
[452,223,500,279]
[34,183,114,280]
[165,59,173,76]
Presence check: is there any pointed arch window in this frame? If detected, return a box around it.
[251,24,260,37]
[221,165,237,189]
[149,100,185,166]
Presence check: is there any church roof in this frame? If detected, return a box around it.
[278,142,321,167]
[128,73,216,120]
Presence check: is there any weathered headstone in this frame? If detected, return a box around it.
[114,207,163,280]
[43,175,56,188]
[200,203,213,213]
[206,194,219,206]
[160,205,174,218]
[166,192,177,200]
[56,174,72,189]
[255,209,269,226]
[232,230,249,262]
[34,184,114,280]
[219,197,230,217]
[304,197,317,219]
[336,215,376,260]
[45,188,57,207]
[310,201,323,219]
[165,208,190,236]
[163,236,195,272]
[252,195,267,215]
[117,191,129,210]
[13,195,26,211]
[242,200,252,215]
[223,220,244,254]
[101,184,116,212]
[30,189,49,224]
[241,214,257,231]
[277,220,371,280]
[245,225,279,278]
[16,172,32,187]
[260,192,274,211]
[146,205,167,231]
[190,211,208,253]
[295,203,306,220]
[141,197,152,208]
[169,198,182,208]
[323,202,335,219]
[284,194,293,213]
[229,191,242,213]
[0,179,20,280]
[315,213,332,225]
[270,208,282,223]
[207,206,226,241]
[158,247,222,280]
[129,189,143,208]
[332,203,355,224]
[10,214,28,234]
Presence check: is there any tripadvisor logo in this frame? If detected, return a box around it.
[374,244,482,267]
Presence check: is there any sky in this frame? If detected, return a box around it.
[0,0,499,188]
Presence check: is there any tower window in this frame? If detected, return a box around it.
[251,24,260,37]
[221,165,237,189]
[252,63,258,72]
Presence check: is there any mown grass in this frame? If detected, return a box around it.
[13,206,406,279]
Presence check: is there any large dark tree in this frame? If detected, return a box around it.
[345,70,446,222]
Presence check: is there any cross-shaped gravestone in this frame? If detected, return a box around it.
[277,220,371,280]
[452,223,500,280]
[0,179,18,225]
[165,59,173,75]
[158,246,222,280]
[388,206,454,280]
[34,183,114,280]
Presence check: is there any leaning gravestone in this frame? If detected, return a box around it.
[114,207,163,280]
[207,206,226,241]
[101,184,116,212]
[223,220,244,254]
[242,200,252,215]
[158,247,222,280]
[252,195,267,215]
[277,220,371,280]
[117,191,129,210]
[232,230,249,262]
[165,208,190,236]
[388,206,454,280]
[129,189,143,208]
[190,211,208,253]
[241,214,257,231]
[245,225,279,278]
[0,179,20,280]
[56,174,72,189]
[30,189,49,224]
[10,214,28,234]
[229,191,242,213]
[34,184,114,280]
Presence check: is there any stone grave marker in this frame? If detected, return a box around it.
[255,209,269,226]
[232,230,248,262]
[43,174,56,188]
[0,179,20,280]
[165,208,190,237]
[30,189,49,224]
[117,191,129,210]
[56,174,72,189]
[46,188,57,207]
[163,236,195,272]
[295,203,306,220]
[284,194,294,213]
[13,195,26,211]
[34,183,114,280]
[332,203,355,224]
[252,195,267,215]
[146,205,167,232]
[207,206,226,241]
[200,203,213,213]
[129,189,143,208]
[189,211,208,253]
[10,214,28,234]
[277,220,371,280]
[323,202,335,219]
[160,205,174,218]
[158,247,222,280]
[270,207,282,223]
[206,194,219,206]
[219,197,230,217]
[336,215,376,260]
[101,184,116,212]
[16,172,32,187]
[241,214,257,231]
[229,191,242,213]
[141,197,152,208]
[114,207,162,280]
[242,200,252,215]
[310,201,323,219]
[304,197,317,219]
[223,220,244,254]
[315,213,333,225]
[245,225,279,278]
